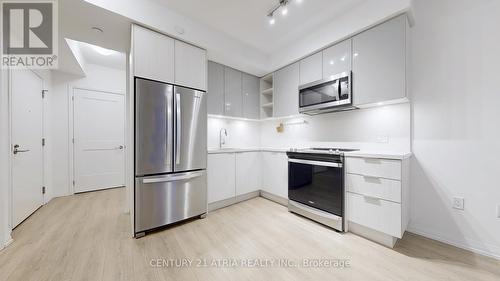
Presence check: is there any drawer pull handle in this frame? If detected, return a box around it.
[363,158,382,164]
[363,195,381,205]
[363,175,382,183]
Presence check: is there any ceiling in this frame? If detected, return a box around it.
[57,0,131,75]
[70,0,409,76]
[76,41,126,70]
[153,0,367,55]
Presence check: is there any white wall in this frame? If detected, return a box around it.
[260,103,411,151]
[409,0,500,258]
[50,63,126,197]
[0,69,11,249]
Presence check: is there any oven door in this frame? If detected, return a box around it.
[288,159,344,217]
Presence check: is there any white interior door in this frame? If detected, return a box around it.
[73,89,125,193]
[11,70,44,228]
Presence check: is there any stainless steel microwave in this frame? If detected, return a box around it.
[298,72,356,115]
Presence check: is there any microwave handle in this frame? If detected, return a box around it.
[336,79,341,101]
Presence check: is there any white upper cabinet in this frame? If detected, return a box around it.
[323,39,352,79]
[352,15,407,106]
[242,73,260,119]
[207,61,225,115]
[224,67,243,117]
[132,25,175,83]
[274,62,300,117]
[299,52,323,86]
[175,40,207,91]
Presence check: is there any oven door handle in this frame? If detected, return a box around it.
[288,159,342,168]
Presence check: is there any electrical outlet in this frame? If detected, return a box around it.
[452,197,465,210]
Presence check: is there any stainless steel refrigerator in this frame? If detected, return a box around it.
[134,78,207,237]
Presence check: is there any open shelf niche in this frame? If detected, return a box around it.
[260,73,274,118]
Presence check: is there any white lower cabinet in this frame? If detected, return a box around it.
[208,152,262,208]
[346,156,410,247]
[235,152,261,196]
[347,192,402,238]
[207,153,235,204]
[261,152,288,199]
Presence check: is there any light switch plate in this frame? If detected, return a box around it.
[452,197,464,210]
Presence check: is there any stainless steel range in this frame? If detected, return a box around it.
[286,148,358,231]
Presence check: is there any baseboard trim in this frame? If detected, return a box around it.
[407,226,500,261]
[259,191,287,206]
[1,238,13,251]
[349,222,398,248]
[208,191,260,212]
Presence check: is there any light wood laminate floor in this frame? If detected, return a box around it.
[1,188,499,281]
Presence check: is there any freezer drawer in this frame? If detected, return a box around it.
[135,170,207,233]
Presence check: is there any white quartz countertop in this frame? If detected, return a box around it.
[343,150,412,160]
[207,148,288,154]
[208,147,411,160]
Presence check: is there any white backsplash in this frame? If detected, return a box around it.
[208,103,411,152]
[207,117,261,149]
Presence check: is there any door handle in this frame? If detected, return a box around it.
[142,171,204,184]
[288,158,342,168]
[116,145,124,150]
[175,92,181,165]
[13,144,30,154]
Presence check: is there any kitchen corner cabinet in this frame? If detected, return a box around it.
[175,40,207,91]
[323,39,352,79]
[235,152,261,196]
[274,62,300,117]
[242,73,260,119]
[207,61,260,119]
[261,152,288,198]
[224,67,243,117]
[132,25,175,84]
[207,61,225,115]
[352,15,407,106]
[299,52,322,86]
[207,154,236,204]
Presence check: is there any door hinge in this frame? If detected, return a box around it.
[72,138,75,144]
[42,90,48,99]
[42,138,46,146]
[42,186,46,194]
[72,180,75,186]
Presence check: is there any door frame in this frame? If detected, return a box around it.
[68,86,126,194]
[8,69,47,230]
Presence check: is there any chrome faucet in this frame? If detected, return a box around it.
[219,128,227,149]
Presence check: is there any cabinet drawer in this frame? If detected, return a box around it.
[346,157,401,180]
[347,192,402,238]
[346,174,401,203]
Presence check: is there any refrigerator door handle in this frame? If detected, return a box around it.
[142,171,204,184]
[175,92,181,165]
[167,85,173,167]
